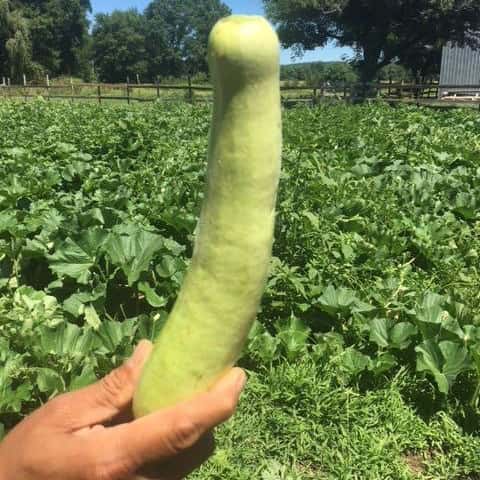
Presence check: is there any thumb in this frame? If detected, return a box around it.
[49,340,153,431]
[102,368,247,473]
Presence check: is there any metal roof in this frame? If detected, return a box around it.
[440,43,480,92]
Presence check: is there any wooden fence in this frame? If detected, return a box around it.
[1,78,480,107]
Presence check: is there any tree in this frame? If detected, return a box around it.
[144,0,231,78]
[397,44,442,82]
[15,0,92,76]
[264,0,480,85]
[92,9,148,83]
[0,0,32,81]
[323,62,357,84]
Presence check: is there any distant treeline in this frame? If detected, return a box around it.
[0,0,231,83]
[280,61,432,85]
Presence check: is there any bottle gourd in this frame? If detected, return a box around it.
[133,15,282,417]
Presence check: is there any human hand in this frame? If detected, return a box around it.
[0,340,246,480]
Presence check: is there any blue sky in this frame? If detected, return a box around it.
[90,0,353,65]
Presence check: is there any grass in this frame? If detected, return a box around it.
[192,359,480,479]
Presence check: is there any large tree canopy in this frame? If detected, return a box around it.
[92,9,148,83]
[19,0,92,75]
[0,0,31,81]
[264,0,480,83]
[0,0,91,79]
[144,0,231,78]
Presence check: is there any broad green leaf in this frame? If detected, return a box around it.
[248,332,281,363]
[136,312,168,341]
[47,238,95,284]
[69,365,98,391]
[39,323,96,356]
[439,341,471,385]
[390,322,418,349]
[369,353,397,376]
[36,368,65,394]
[340,348,370,376]
[370,318,393,348]
[63,285,106,318]
[370,319,417,350]
[318,285,358,316]
[0,211,17,233]
[138,281,167,308]
[84,304,102,330]
[104,230,164,285]
[415,340,448,393]
[95,319,137,352]
[416,340,470,394]
[276,316,310,361]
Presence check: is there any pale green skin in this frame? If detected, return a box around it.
[133,15,282,417]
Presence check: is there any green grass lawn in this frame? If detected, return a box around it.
[194,359,480,479]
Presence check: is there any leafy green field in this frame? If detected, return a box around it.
[1,100,480,478]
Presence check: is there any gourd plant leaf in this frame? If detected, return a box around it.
[36,368,65,395]
[415,340,448,393]
[390,322,418,349]
[415,292,449,340]
[84,304,102,330]
[276,315,310,361]
[68,364,98,392]
[370,318,417,350]
[0,211,17,233]
[318,285,359,316]
[138,281,168,308]
[47,237,96,284]
[94,318,137,353]
[340,348,370,376]
[440,341,471,385]
[63,284,107,318]
[38,322,96,357]
[416,340,471,394]
[369,352,397,376]
[369,318,392,348]
[247,322,281,363]
[103,229,164,286]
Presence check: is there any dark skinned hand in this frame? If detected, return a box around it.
[0,340,246,480]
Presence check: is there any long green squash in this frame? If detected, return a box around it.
[133,15,282,417]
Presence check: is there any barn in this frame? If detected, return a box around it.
[439,43,480,97]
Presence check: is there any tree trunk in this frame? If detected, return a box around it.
[354,43,383,101]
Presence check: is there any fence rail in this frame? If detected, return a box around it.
[1,79,480,107]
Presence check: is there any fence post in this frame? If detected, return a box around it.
[23,74,27,101]
[46,74,50,101]
[156,77,160,99]
[136,74,140,85]
[97,84,102,104]
[126,80,130,105]
[343,82,348,101]
[70,77,74,102]
[320,82,325,98]
[188,75,193,104]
